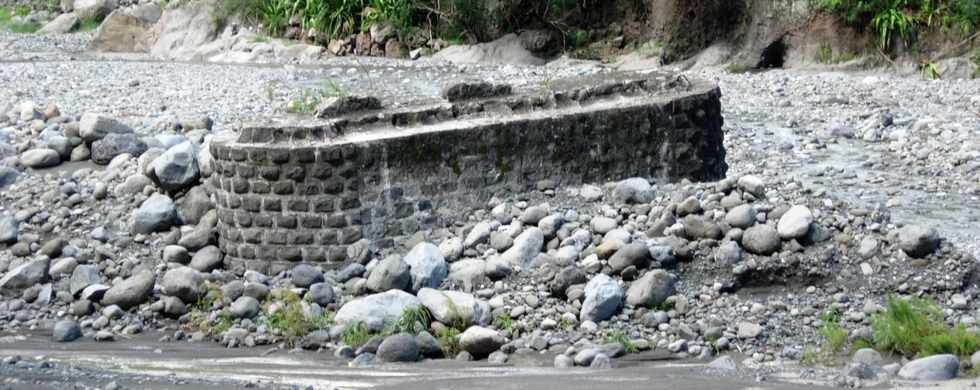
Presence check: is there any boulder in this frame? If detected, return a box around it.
[725,204,756,228]
[417,288,490,327]
[500,227,544,267]
[625,270,676,308]
[741,225,780,255]
[403,242,448,291]
[433,34,545,65]
[0,257,50,294]
[897,225,940,258]
[580,274,623,322]
[152,142,199,192]
[366,256,411,292]
[0,214,18,244]
[160,266,204,303]
[335,290,421,332]
[20,149,61,168]
[612,178,654,204]
[307,282,335,306]
[777,205,813,239]
[459,326,506,358]
[376,333,419,362]
[229,296,260,319]
[89,10,151,52]
[70,265,101,296]
[608,242,651,273]
[291,264,324,288]
[79,113,132,142]
[176,185,212,225]
[897,354,959,381]
[100,270,155,309]
[132,194,178,234]
[53,320,82,342]
[91,132,147,164]
[189,245,223,272]
[74,0,115,21]
[40,13,80,34]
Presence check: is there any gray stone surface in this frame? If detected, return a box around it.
[403,242,448,292]
[0,214,17,244]
[580,274,623,322]
[20,149,61,168]
[897,225,940,258]
[291,264,324,288]
[335,290,421,332]
[79,113,132,142]
[0,257,50,294]
[131,194,177,234]
[366,256,411,293]
[376,333,419,362]
[613,178,654,204]
[777,205,813,239]
[417,288,489,327]
[897,354,959,381]
[153,141,199,192]
[100,271,155,309]
[742,225,780,255]
[91,132,147,165]
[229,296,260,319]
[625,270,676,308]
[160,266,204,303]
[459,326,505,358]
[53,320,82,342]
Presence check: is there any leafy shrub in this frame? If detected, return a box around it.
[817,0,980,50]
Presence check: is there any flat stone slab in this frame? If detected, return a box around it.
[208,71,727,274]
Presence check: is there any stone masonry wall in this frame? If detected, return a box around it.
[209,74,727,274]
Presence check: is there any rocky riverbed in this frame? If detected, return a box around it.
[2,21,980,390]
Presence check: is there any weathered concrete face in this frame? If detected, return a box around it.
[208,71,727,274]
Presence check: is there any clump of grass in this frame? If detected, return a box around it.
[607,331,638,354]
[436,326,461,356]
[493,313,513,332]
[725,63,751,74]
[920,61,941,79]
[341,321,372,348]
[801,344,818,366]
[79,18,101,32]
[264,290,311,340]
[383,305,431,335]
[559,316,573,330]
[871,296,980,358]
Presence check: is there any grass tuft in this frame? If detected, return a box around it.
[493,313,513,332]
[382,305,431,335]
[870,296,980,358]
[436,326,461,356]
[607,331,639,354]
[341,321,372,348]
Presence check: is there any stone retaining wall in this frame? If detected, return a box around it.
[208,72,727,274]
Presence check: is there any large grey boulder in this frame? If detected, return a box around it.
[463,222,492,248]
[725,204,756,228]
[0,257,50,294]
[459,326,506,358]
[40,13,80,34]
[176,185,213,225]
[229,296,260,319]
[500,227,544,267]
[101,270,155,309]
[612,178,654,204]
[608,242,650,273]
[897,225,940,258]
[20,149,61,168]
[433,34,545,66]
[189,245,223,272]
[742,225,780,255]
[91,132,147,164]
[89,9,151,52]
[403,242,448,291]
[777,205,813,239]
[160,266,204,303]
[53,320,82,342]
[152,142,199,192]
[131,194,177,234]
[625,270,676,308]
[580,274,623,322]
[308,282,335,306]
[897,354,959,381]
[79,113,132,142]
[74,0,116,21]
[376,333,419,362]
[291,264,324,288]
[0,166,17,188]
[417,288,490,327]
[335,290,421,332]
[366,256,411,292]
[0,214,17,244]
[70,265,101,296]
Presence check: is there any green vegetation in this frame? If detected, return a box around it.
[382,305,431,335]
[79,18,102,32]
[870,296,980,358]
[801,344,818,366]
[817,308,849,356]
[0,6,40,34]
[341,321,372,347]
[724,63,751,74]
[263,289,334,344]
[817,0,980,50]
[559,316,574,331]
[436,326,462,356]
[920,61,941,78]
[493,313,514,332]
[607,331,639,354]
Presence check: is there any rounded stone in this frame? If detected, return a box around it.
[741,225,780,255]
[376,333,419,362]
